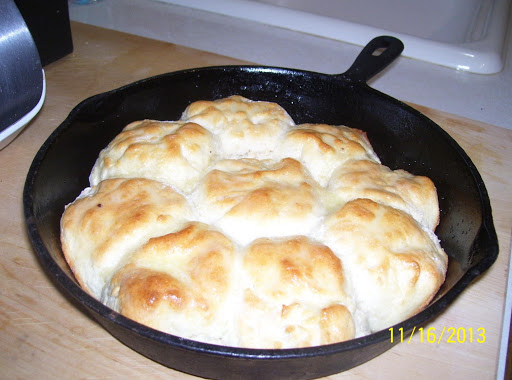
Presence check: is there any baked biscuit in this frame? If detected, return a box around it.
[103,222,237,346]
[181,95,295,158]
[60,178,193,296]
[191,158,323,245]
[322,198,447,332]
[329,159,440,230]
[281,123,380,186]
[89,120,214,193]
[239,237,355,348]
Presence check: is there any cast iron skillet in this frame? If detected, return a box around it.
[24,36,498,379]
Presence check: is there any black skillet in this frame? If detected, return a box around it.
[23,36,498,379]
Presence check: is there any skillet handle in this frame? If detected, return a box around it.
[341,36,404,83]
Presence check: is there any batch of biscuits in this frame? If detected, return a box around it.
[60,95,447,349]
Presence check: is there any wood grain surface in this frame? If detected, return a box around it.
[1,22,511,379]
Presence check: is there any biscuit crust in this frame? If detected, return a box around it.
[61,95,447,348]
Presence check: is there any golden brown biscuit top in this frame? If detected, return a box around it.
[323,198,447,332]
[60,178,192,296]
[239,236,355,348]
[243,236,348,304]
[181,95,295,158]
[280,123,381,186]
[105,222,237,344]
[89,120,214,193]
[193,158,322,244]
[329,159,439,229]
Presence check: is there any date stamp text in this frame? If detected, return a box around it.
[389,327,486,344]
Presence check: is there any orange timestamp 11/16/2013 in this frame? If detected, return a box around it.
[389,326,486,344]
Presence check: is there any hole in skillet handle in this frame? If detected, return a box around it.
[341,36,404,83]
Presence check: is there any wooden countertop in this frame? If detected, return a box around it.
[1,22,511,379]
